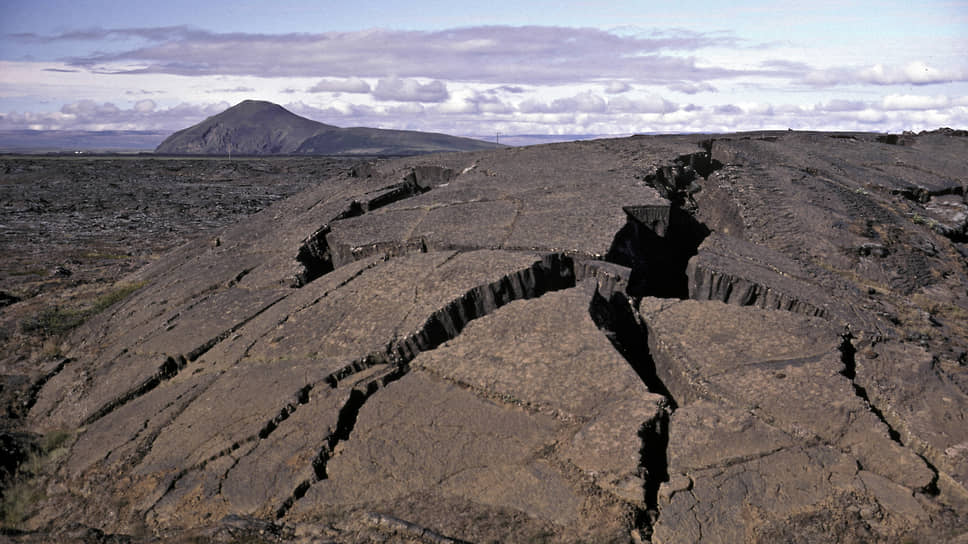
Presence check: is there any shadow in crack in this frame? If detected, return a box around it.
[605,207,709,299]
[588,288,677,519]
[588,290,677,409]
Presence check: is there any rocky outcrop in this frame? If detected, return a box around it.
[10,131,968,543]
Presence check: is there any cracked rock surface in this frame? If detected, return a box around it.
[7,130,968,543]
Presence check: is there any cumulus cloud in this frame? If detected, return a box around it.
[384,103,426,115]
[759,59,812,72]
[817,99,868,112]
[860,62,963,85]
[307,77,371,93]
[491,85,526,94]
[608,95,677,114]
[745,103,774,116]
[805,61,968,87]
[667,81,717,94]
[520,91,607,114]
[0,100,229,131]
[855,109,887,123]
[604,81,631,94]
[372,77,449,102]
[439,90,514,115]
[713,104,743,114]
[285,100,371,121]
[61,100,120,116]
[881,94,950,111]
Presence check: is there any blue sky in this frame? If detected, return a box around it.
[1,0,966,138]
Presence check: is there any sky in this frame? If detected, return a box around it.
[0,0,966,140]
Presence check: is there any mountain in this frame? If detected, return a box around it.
[155,100,335,155]
[155,100,503,155]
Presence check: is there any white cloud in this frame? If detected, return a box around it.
[205,86,256,93]
[743,102,774,116]
[372,77,449,103]
[855,109,887,123]
[861,62,960,85]
[881,94,950,111]
[385,102,426,115]
[438,89,515,115]
[134,99,156,113]
[805,61,968,87]
[307,77,371,93]
[667,81,717,94]
[713,104,743,114]
[520,91,607,114]
[817,99,867,112]
[604,81,631,94]
[491,85,526,94]
[0,100,228,131]
[607,95,677,114]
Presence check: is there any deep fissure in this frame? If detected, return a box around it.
[272,253,577,519]
[606,148,719,299]
[589,143,718,537]
[293,169,440,287]
[588,288,677,538]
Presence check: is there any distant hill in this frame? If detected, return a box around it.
[0,130,167,153]
[155,100,504,156]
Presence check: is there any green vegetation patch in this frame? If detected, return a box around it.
[19,281,147,337]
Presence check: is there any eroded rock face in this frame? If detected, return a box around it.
[16,131,968,543]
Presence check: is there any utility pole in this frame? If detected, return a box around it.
[496,132,501,145]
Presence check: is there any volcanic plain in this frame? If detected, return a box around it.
[2,130,968,543]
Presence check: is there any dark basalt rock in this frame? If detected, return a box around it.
[5,131,968,543]
[0,291,20,308]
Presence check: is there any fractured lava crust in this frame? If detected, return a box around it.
[20,131,968,542]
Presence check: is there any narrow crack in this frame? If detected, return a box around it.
[21,357,72,417]
[272,252,578,518]
[82,354,188,426]
[839,333,940,495]
[81,294,289,426]
[126,378,215,471]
